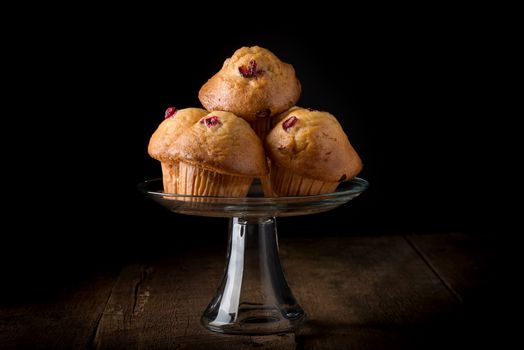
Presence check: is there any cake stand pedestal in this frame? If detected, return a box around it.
[139,178,368,335]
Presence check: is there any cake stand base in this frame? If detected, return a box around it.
[201,217,306,334]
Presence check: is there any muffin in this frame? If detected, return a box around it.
[166,111,268,196]
[198,46,301,139]
[148,107,208,193]
[265,107,362,196]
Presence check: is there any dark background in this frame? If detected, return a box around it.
[5,13,507,297]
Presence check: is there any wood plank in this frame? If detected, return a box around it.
[405,233,497,301]
[0,273,116,349]
[92,248,295,349]
[2,234,489,349]
[279,235,461,350]
[405,233,503,348]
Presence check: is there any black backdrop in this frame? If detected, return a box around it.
[5,17,504,295]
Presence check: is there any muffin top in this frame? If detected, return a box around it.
[271,106,302,127]
[148,107,208,161]
[265,107,363,182]
[198,46,301,122]
[167,111,268,177]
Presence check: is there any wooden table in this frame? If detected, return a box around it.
[0,233,502,349]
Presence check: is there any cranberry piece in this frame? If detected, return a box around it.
[238,59,263,78]
[282,116,298,131]
[164,107,177,119]
[200,116,221,128]
[255,108,271,118]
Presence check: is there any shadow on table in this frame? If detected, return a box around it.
[296,312,502,350]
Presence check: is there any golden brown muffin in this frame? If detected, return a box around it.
[166,111,268,196]
[198,46,301,139]
[148,107,208,192]
[265,107,362,196]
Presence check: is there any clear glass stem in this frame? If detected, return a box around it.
[201,217,306,334]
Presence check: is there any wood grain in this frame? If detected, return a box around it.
[0,273,116,349]
[405,233,504,348]
[406,233,497,301]
[1,234,493,349]
[280,236,461,350]
[92,249,294,349]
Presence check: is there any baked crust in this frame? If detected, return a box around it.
[265,107,362,182]
[198,46,301,123]
[148,108,208,161]
[167,111,269,177]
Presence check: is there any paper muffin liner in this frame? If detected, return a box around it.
[161,161,179,193]
[270,164,339,196]
[177,161,253,197]
[260,174,275,197]
[257,157,274,197]
[250,117,272,140]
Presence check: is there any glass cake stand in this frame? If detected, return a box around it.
[138,177,368,335]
